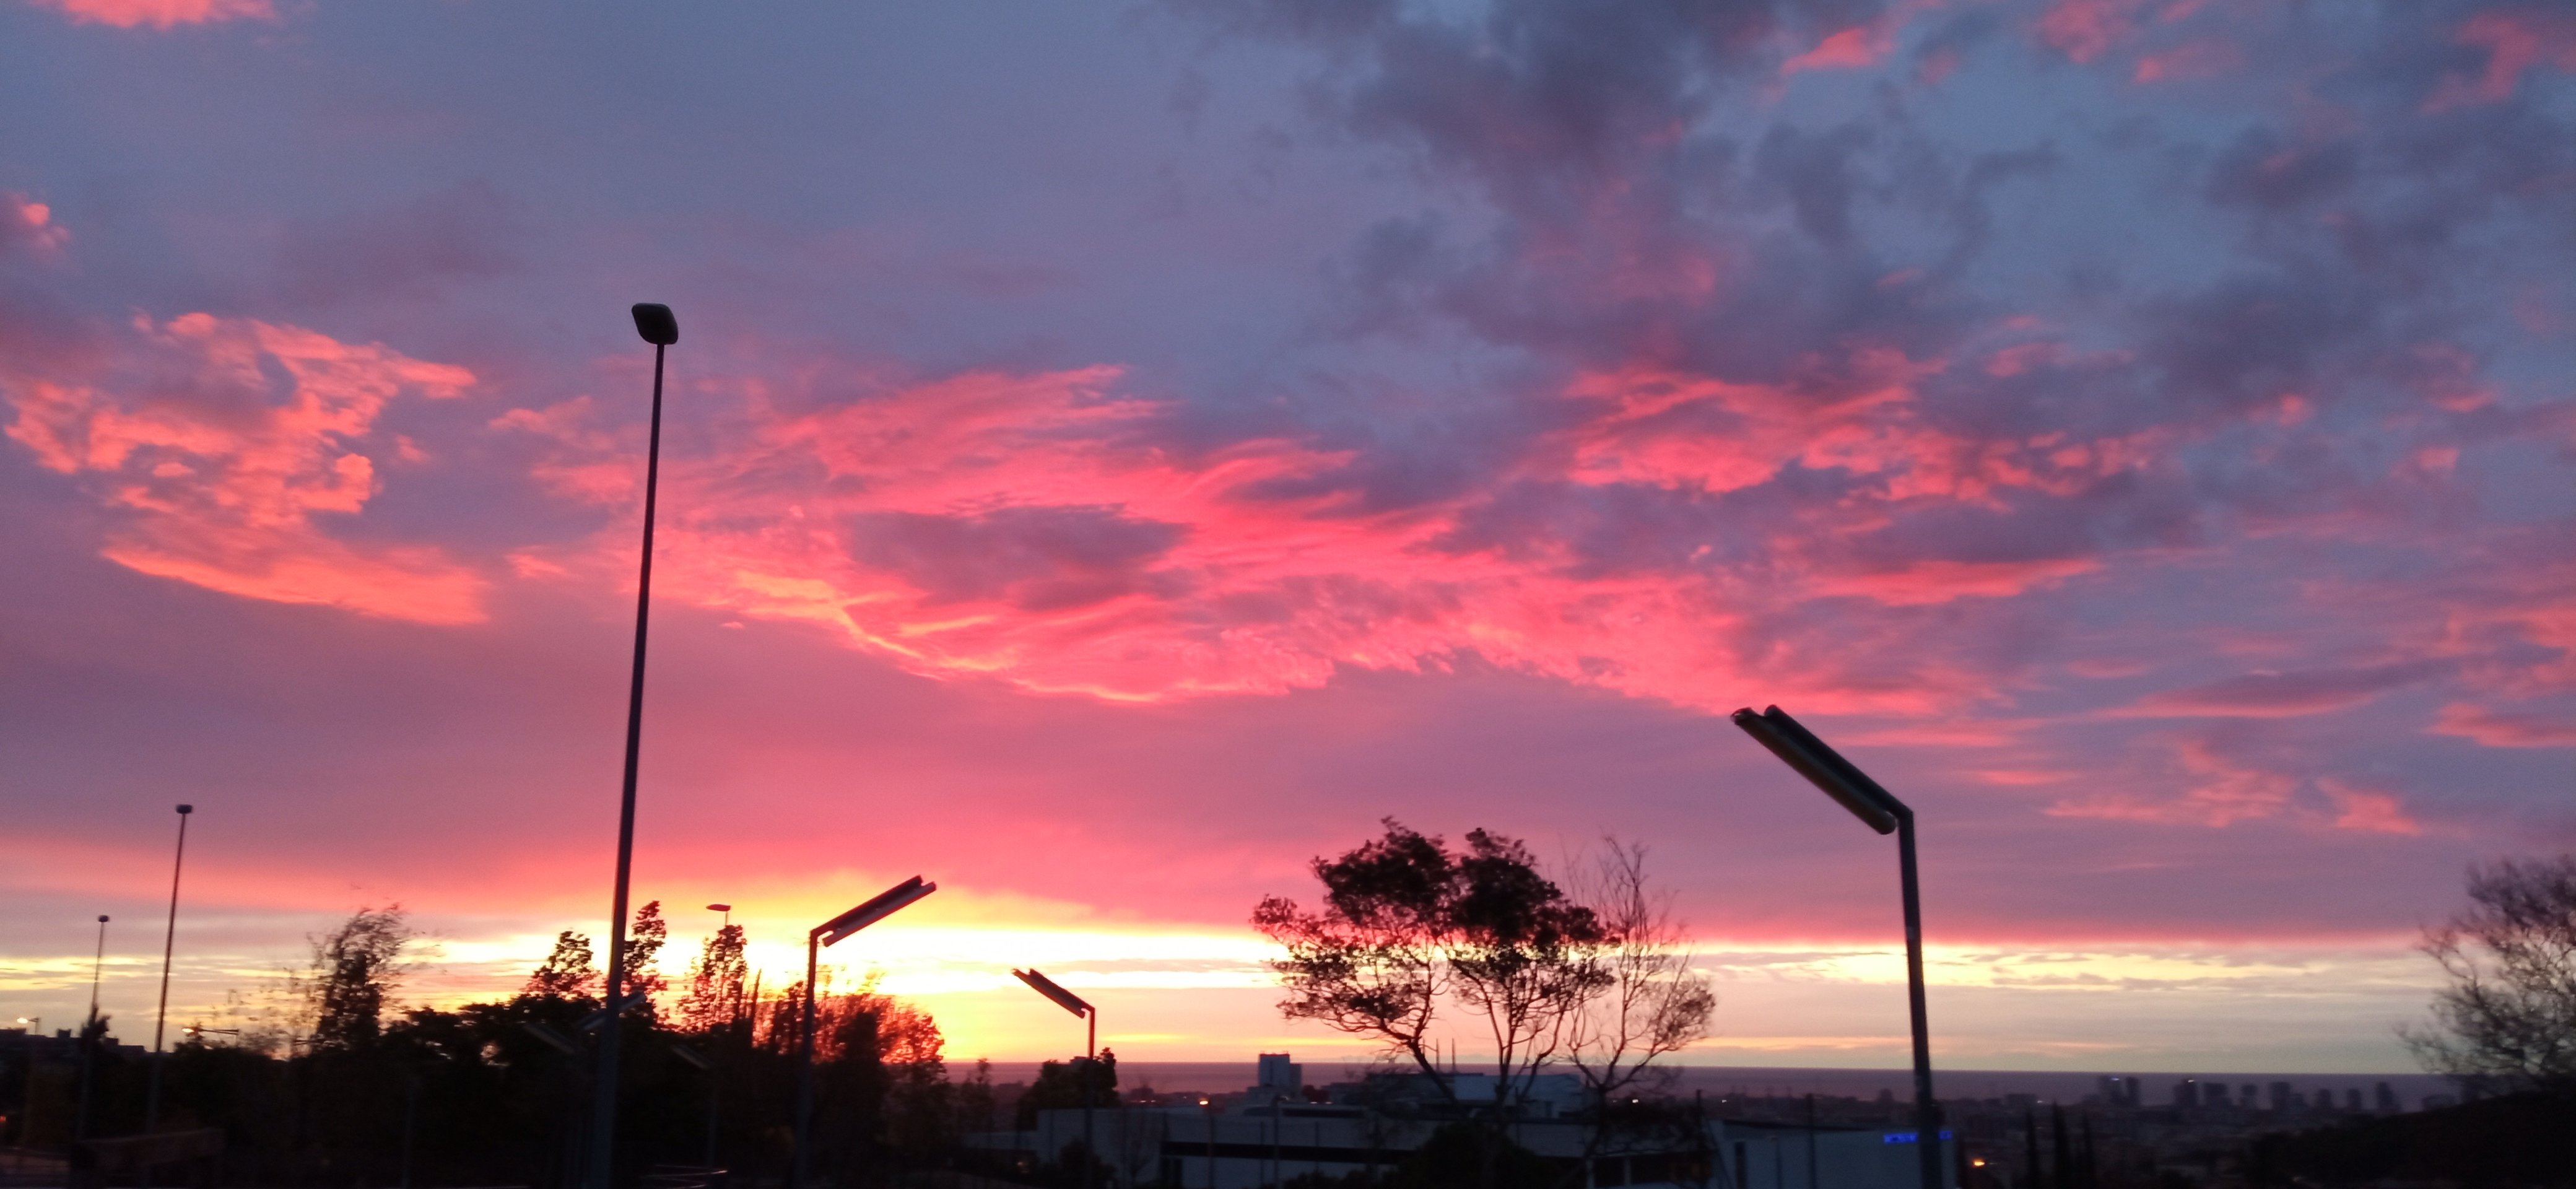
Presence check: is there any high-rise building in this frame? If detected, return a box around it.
[2345,1088,2363,1112]
[2375,1082,2399,1112]
[2096,1076,2141,1108]
[2205,1082,2232,1108]
[1256,1053,1303,1095]
[2268,1082,2293,1112]
[2174,1079,2200,1109]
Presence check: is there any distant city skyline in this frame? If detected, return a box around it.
[3,0,2570,1076]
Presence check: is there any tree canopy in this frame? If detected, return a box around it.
[2406,855,2576,1092]
[1253,819,1704,1110]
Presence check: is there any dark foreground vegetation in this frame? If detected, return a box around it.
[2248,1089,2576,1187]
[4,903,1030,1188]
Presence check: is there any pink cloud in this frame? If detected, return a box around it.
[1811,557,2101,606]
[2319,779,2423,836]
[2426,9,2576,111]
[1551,354,2155,510]
[2035,0,2151,64]
[2429,702,2576,747]
[2048,738,2298,827]
[2132,37,2242,84]
[1,193,71,255]
[1783,26,1895,76]
[32,0,272,28]
[4,313,487,624]
[2111,663,2445,718]
[499,355,2087,715]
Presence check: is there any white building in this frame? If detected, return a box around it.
[973,1056,1954,1189]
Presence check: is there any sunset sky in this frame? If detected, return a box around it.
[3,0,2572,1076]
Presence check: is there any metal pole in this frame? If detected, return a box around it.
[17,1021,36,1148]
[89,916,109,1022]
[705,1062,720,1170]
[1805,1094,1816,1189]
[402,1073,419,1189]
[1896,813,1940,1189]
[77,915,105,1140]
[1082,1010,1097,1189]
[590,336,669,1189]
[791,931,820,1189]
[145,804,191,1133]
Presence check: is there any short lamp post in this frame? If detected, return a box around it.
[790,876,937,1189]
[14,1018,37,1147]
[1731,705,1943,1189]
[1012,968,1099,1189]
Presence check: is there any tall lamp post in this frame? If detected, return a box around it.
[77,914,107,1141]
[791,876,938,1189]
[1730,705,1944,1189]
[1012,967,1099,1189]
[587,302,680,1189]
[145,803,191,1133]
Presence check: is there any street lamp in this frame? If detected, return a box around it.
[589,302,680,1189]
[15,1017,38,1147]
[77,915,107,1141]
[791,876,937,1189]
[707,903,732,929]
[1012,967,1099,1189]
[1730,705,1943,1189]
[146,803,191,1134]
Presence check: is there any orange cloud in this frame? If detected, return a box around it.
[3,313,487,624]
[32,0,272,28]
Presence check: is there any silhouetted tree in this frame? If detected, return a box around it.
[677,922,751,1034]
[1255,819,1613,1110]
[2403,855,2576,1092]
[300,905,419,1051]
[1565,839,1715,1103]
[526,930,601,999]
[623,900,669,1002]
[1015,1050,1120,1128]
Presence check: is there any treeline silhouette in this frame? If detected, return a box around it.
[17,904,1024,1188]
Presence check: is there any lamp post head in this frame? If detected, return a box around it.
[814,876,936,947]
[98,915,110,923]
[1011,967,1094,1019]
[632,303,679,346]
[1730,705,1904,834]
[176,804,193,815]
[706,904,731,913]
